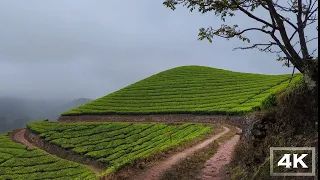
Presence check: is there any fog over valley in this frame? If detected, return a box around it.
[0,97,92,133]
[1,0,313,132]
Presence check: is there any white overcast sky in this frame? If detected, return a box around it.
[0,1,313,100]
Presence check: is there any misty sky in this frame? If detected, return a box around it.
[0,1,309,100]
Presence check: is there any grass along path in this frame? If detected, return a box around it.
[133,126,231,180]
[11,122,240,180]
[159,125,239,180]
[27,121,213,177]
[201,127,242,180]
[10,129,105,175]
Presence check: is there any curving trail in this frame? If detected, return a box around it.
[12,129,34,148]
[201,128,242,180]
[11,129,104,175]
[11,126,242,180]
[135,126,231,180]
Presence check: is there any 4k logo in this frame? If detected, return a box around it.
[270,147,316,176]
[277,153,308,168]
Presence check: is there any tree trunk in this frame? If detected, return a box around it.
[303,60,318,92]
[303,60,318,127]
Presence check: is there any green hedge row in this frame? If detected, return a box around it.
[62,66,302,116]
[0,133,97,180]
[27,121,212,176]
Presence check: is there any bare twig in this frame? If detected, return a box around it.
[287,66,296,88]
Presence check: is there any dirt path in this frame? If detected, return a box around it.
[201,128,242,180]
[12,129,34,148]
[135,126,230,180]
[11,126,241,180]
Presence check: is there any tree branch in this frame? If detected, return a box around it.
[230,0,275,28]
[289,1,318,42]
[235,27,271,35]
[258,0,298,30]
[233,42,277,51]
[163,0,318,75]
[266,0,303,69]
[287,66,296,88]
[297,0,310,59]
[311,47,319,56]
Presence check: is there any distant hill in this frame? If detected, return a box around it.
[45,98,92,120]
[62,66,301,116]
[0,97,92,133]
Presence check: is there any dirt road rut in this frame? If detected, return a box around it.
[135,126,231,180]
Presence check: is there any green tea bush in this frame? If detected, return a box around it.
[0,133,96,180]
[62,66,302,116]
[27,121,212,175]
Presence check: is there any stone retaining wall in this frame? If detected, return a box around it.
[58,114,251,130]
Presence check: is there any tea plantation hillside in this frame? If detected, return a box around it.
[27,121,213,176]
[0,133,97,180]
[62,66,301,116]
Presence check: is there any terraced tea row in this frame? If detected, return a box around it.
[27,121,213,175]
[0,133,96,180]
[62,66,301,116]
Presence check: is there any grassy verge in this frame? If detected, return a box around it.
[159,124,238,180]
[227,81,318,180]
[103,124,224,180]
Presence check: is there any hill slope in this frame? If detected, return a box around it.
[62,66,301,116]
[27,120,213,176]
[0,133,96,179]
[0,98,93,133]
[45,98,93,120]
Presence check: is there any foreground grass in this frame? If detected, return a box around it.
[27,120,213,176]
[62,66,301,116]
[0,133,96,180]
[104,124,223,180]
[160,124,238,180]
